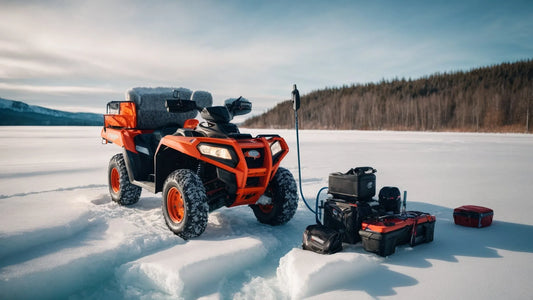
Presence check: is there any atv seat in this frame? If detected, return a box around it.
[125,89,215,160]
[126,87,194,129]
[126,88,213,129]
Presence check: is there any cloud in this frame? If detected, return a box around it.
[0,82,115,94]
[0,0,531,113]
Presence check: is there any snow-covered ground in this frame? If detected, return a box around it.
[1,126,532,299]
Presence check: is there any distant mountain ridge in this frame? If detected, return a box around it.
[0,98,103,126]
[243,59,533,133]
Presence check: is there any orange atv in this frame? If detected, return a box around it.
[101,87,298,239]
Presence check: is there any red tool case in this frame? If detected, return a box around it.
[453,205,493,228]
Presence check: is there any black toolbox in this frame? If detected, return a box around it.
[359,212,435,257]
[359,216,412,256]
[323,199,375,244]
[328,167,376,201]
[409,211,436,246]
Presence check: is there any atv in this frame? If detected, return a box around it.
[101,87,298,239]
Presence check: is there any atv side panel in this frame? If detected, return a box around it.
[101,127,148,154]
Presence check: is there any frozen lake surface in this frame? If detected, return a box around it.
[1,126,532,299]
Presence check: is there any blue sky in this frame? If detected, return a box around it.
[0,0,531,115]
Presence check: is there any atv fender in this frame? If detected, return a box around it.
[154,146,199,193]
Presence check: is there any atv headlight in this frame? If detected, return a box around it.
[270,141,283,157]
[197,143,238,167]
[198,144,232,160]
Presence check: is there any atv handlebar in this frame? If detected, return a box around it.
[166,99,201,113]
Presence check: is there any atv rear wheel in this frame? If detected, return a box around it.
[108,153,141,205]
[162,169,209,239]
[251,167,298,225]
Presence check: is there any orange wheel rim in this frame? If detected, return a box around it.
[167,187,185,223]
[258,204,274,213]
[111,168,120,193]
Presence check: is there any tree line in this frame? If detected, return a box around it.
[243,59,533,133]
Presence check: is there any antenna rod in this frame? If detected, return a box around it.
[292,84,316,214]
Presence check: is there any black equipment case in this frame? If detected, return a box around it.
[407,211,436,246]
[323,199,375,244]
[328,167,376,201]
[359,212,435,257]
[302,224,343,254]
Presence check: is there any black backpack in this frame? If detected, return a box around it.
[378,186,401,214]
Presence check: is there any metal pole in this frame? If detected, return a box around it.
[295,108,316,214]
[527,94,530,133]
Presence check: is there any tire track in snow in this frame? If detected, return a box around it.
[0,184,107,199]
[0,167,103,179]
[0,188,103,261]
[0,188,181,299]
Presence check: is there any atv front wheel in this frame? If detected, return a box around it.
[162,169,209,239]
[108,153,141,205]
[251,167,298,225]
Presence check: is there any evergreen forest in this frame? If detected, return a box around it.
[243,59,533,133]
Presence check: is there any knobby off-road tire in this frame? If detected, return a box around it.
[108,153,141,205]
[162,169,209,239]
[251,167,298,226]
